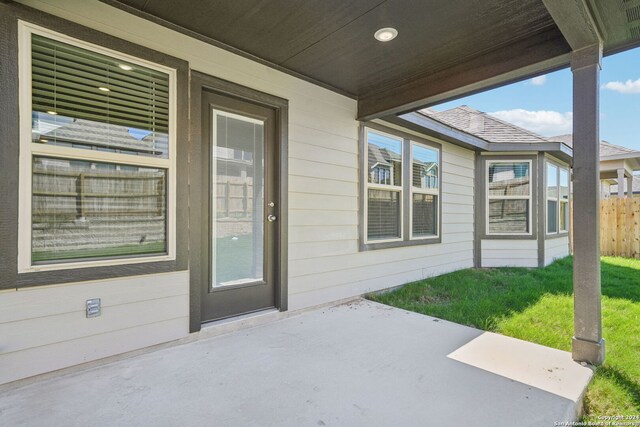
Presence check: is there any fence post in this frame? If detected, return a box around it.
[78,173,85,219]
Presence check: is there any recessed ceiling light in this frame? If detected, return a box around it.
[47,111,58,115]
[98,87,111,92]
[118,64,133,71]
[374,27,398,42]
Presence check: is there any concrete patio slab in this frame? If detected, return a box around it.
[0,299,592,427]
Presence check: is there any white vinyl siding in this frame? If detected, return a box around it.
[481,239,538,268]
[0,271,189,385]
[545,236,570,266]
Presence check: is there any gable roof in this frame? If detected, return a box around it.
[549,134,637,158]
[40,119,162,155]
[420,105,550,144]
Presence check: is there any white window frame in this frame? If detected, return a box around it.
[546,160,570,235]
[486,159,533,236]
[559,168,570,232]
[364,128,404,244]
[17,21,177,273]
[409,141,440,240]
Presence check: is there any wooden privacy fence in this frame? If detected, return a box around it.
[599,198,640,259]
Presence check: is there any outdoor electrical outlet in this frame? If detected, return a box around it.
[86,298,101,318]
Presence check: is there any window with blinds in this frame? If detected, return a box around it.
[364,127,441,246]
[487,161,531,234]
[19,23,175,271]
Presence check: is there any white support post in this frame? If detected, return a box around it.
[618,168,625,198]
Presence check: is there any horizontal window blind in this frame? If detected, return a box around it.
[367,189,401,240]
[488,162,530,197]
[412,194,437,236]
[31,34,169,134]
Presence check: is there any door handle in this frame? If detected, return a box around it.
[267,214,277,222]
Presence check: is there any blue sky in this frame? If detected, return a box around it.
[432,47,640,151]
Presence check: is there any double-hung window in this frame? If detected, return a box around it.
[18,22,176,272]
[363,126,441,248]
[366,130,403,241]
[487,161,531,235]
[546,162,570,235]
[411,142,439,239]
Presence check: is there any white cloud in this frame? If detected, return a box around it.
[602,78,640,94]
[530,75,547,86]
[489,109,573,136]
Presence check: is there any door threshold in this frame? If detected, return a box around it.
[197,307,281,340]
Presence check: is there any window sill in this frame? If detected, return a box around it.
[482,233,536,240]
[19,253,174,274]
[545,232,570,240]
[360,237,441,251]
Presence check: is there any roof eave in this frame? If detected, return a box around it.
[385,112,490,151]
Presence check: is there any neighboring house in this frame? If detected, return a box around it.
[0,0,632,383]
[610,175,640,197]
[551,134,640,198]
[415,106,572,268]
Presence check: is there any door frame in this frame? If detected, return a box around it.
[189,71,289,332]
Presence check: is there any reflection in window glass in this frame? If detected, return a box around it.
[559,169,570,231]
[488,162,530,196]
[489,199,530,234]
[487,161,531,234]
[412,144,438,190]
[560,169,569,201]
[547,164,558,199]
[31,156,166,263]
[367,131,402,186]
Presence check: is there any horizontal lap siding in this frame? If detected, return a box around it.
[481,240,539,268]
[289,142,475,310]
[0,271,189,384]
[545,236,570,266]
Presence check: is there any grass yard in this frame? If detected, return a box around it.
[368,256,640,420]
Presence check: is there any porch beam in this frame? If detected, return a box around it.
[542,0,602,50]
[357,28,570,121]
[571,43,605,365]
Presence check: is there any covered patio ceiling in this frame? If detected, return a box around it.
[103,0,639,119]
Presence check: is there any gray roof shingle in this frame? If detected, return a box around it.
[549,134,636,158]
[420,105,550,144]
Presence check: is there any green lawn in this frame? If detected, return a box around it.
[368,256,640,420]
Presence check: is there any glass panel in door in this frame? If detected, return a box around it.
[212,110,264,288]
